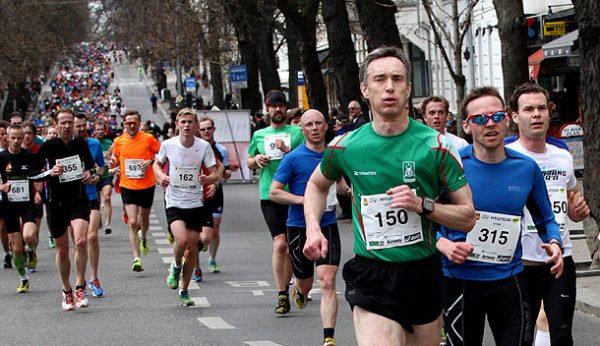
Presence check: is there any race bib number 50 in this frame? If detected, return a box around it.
[56,155,84,183]
[360,193,422,250]
[466,211,521,264]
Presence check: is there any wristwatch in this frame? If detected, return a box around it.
[549,239,564,254]
[419,197,435,216]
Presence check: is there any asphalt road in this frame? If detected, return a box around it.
[1,63,599,346]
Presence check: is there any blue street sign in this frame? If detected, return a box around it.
[185,77,196,91]
[230,65,248,89]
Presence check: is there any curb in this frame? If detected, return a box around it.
[576,286,600,317]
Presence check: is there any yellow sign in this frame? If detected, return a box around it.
[297,71,309,110]
[544,21,566,36]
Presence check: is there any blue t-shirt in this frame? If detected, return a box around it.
[273,144,336,228]
[85,137,105,201]
[439,145,561,281]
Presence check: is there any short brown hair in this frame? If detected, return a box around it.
[0,120,9,129]
[56,108,75,118]
[123,110,141,121]
[421,95,449,114]
[509,82,550,112]
[198,116,214,127]
[8,124,23,133]
[460,86,504,118]
[176,108,197,122]
[20,121,36,133]
[286,108,303,124]
[359,46,411,84]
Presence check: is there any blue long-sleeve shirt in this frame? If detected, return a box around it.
[438,145,561,281]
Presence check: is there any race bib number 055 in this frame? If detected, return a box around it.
[56,155,84,183]
[360,193,422,251]
[466,211,521,264]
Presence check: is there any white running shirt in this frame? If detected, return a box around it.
[156,136,216,209]
[506,140,577,260]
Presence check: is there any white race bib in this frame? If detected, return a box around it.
[125,159,145,179]
[170,166,199,190]
[360,193,422,250]
[7,180,29,202]
[264,134,291,160]
[524,186,567,234]
[466,211,521,264]
[56,155,84,183]
[325,184,337,212]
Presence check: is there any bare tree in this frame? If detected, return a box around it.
[422,0,479,132]
[322,0,363,111]
[355,0,403,51]
[492,0,529,101]
[276,0,328,114]
[572,0,600,265]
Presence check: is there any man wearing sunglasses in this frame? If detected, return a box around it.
[197,116,231,275]
[506,83,589,346]
[109,110,160,273]
[421,95,468,150]
[303,46,475,346]
[247,90,304,315]
[436,86,564,345]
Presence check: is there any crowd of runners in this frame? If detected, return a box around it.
[0,43,590,346]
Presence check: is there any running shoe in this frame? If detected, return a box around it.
[88,278,104,297]
[208,258,220,273]
[323,337,337,346]
[27,249,37,272]
[62,290,75,311]
[291,285,307,309]
[275,293,291,314]
[192,268,203,282]
[167,229,174,244]
[4,252,12,269]
[75,286,89,308]
[48,236,56,249]
[104,227,112,235]
[139,230,149,255]
[179,290,195,307]
[17,279,29,293]
[167,262,181,290]
[131,257,144,272]
[307,293,313,301]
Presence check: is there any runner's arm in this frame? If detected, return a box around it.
[270,181,303,205]
[152,160,169,188]
[567,188,589,222]
[200,165,219,185]
[303,168,335,260]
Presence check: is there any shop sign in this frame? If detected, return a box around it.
[544,21,566,37]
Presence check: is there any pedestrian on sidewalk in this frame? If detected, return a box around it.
[150,93,158,114]
[137,66,143,82]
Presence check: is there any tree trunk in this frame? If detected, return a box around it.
[322,0,364,111]
[573,0,600,265]
[276,0,329,114]
[284,24,301,108]
[355,0,403,51]
[256,0,281,95]
[208,2,225,110]
[209,61,225,109]
[492,0,529,101]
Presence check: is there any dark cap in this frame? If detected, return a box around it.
[265,91,286,107]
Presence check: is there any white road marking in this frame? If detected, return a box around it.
[188,282,200,290]
[149,226,163,231]
[157,248,172,254]
[161,256,174,264]
[150,219,160,225]
[155,239,170,245]
[225,280,270,288]
[252,290,264,296]
[244,341,285,346]
[191,297,211,307]
[151,232,165,238]
[197,317,235,329]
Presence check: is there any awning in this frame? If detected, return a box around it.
[528,48,544,79]
[543,29,578,58]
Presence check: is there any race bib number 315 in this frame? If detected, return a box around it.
[466,211,521,264]
[360,193,422,250]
